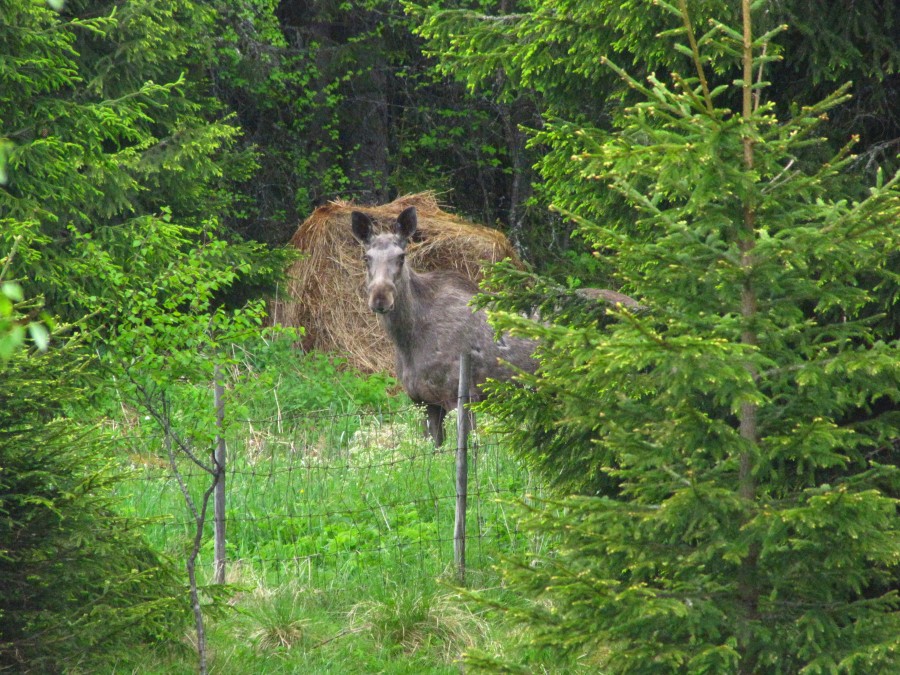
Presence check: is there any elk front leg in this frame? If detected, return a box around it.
[425,404,446,447]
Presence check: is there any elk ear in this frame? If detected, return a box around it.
[395,206,417,242]
[351,211,374,244]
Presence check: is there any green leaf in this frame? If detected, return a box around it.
[0,324,25,359]
[2,282,24,303]
[28,322,50,351]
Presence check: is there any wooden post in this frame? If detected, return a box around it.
[454,351,472,583]
[213,365,227,584]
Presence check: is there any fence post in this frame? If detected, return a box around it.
[454,351,472,583]
[213,364,227,584]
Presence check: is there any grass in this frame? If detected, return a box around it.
[348,580,492,663]
[119,404,529,585]
[101,337,565,673]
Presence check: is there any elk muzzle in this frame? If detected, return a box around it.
[368,282,396,314]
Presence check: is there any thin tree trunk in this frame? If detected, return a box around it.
[501,103,526,249]
[496,0,532,254]
[213,365,227,584]
[739,0,759,531]
[737,1,761,671]
[187,479,217,675]
[164,429,214,675]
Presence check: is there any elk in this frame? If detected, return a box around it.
[351,206,538,446]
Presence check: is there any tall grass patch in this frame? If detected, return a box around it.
[102,336,544,671]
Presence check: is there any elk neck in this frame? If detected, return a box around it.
[376,264,425,351]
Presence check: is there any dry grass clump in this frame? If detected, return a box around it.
[272,192,521,374]
[348,585,490,663]
[237,579,322,653]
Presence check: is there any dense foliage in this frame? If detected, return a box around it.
[0,1,279,668]
[2,0,898,671]
[410,0,899,268]
[210,0,539,248]
[0,336,188,671]
[462,2,900,672]
[0,0,285,324]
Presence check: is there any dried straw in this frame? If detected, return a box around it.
[272,193,521,373]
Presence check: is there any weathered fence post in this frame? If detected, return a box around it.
[213,364,227,584]
[454,351,472,583]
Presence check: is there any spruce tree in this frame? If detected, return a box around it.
[0,0,275,324]
[0,2,275,669]
[471,1,900,671]
[410,0,899,268]
[0,325,187,672]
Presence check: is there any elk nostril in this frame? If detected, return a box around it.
[368,289,395,314]
[369,297,394,314]
[367,282,396,314]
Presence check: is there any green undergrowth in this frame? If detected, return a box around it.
[97,337,574,673]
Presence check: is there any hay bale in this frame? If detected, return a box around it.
[273,193,521,374]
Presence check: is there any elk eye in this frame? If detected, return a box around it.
[398,254,406,265]
[362,255,370,264]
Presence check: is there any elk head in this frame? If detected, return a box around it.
[351,206,418,314]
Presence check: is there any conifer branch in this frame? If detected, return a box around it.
[753,43,767,112]
[0,235,21,280]
[677,0,713,113]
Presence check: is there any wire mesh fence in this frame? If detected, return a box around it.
[119,403,537,586]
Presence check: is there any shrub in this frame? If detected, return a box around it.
[0,344,188,673]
